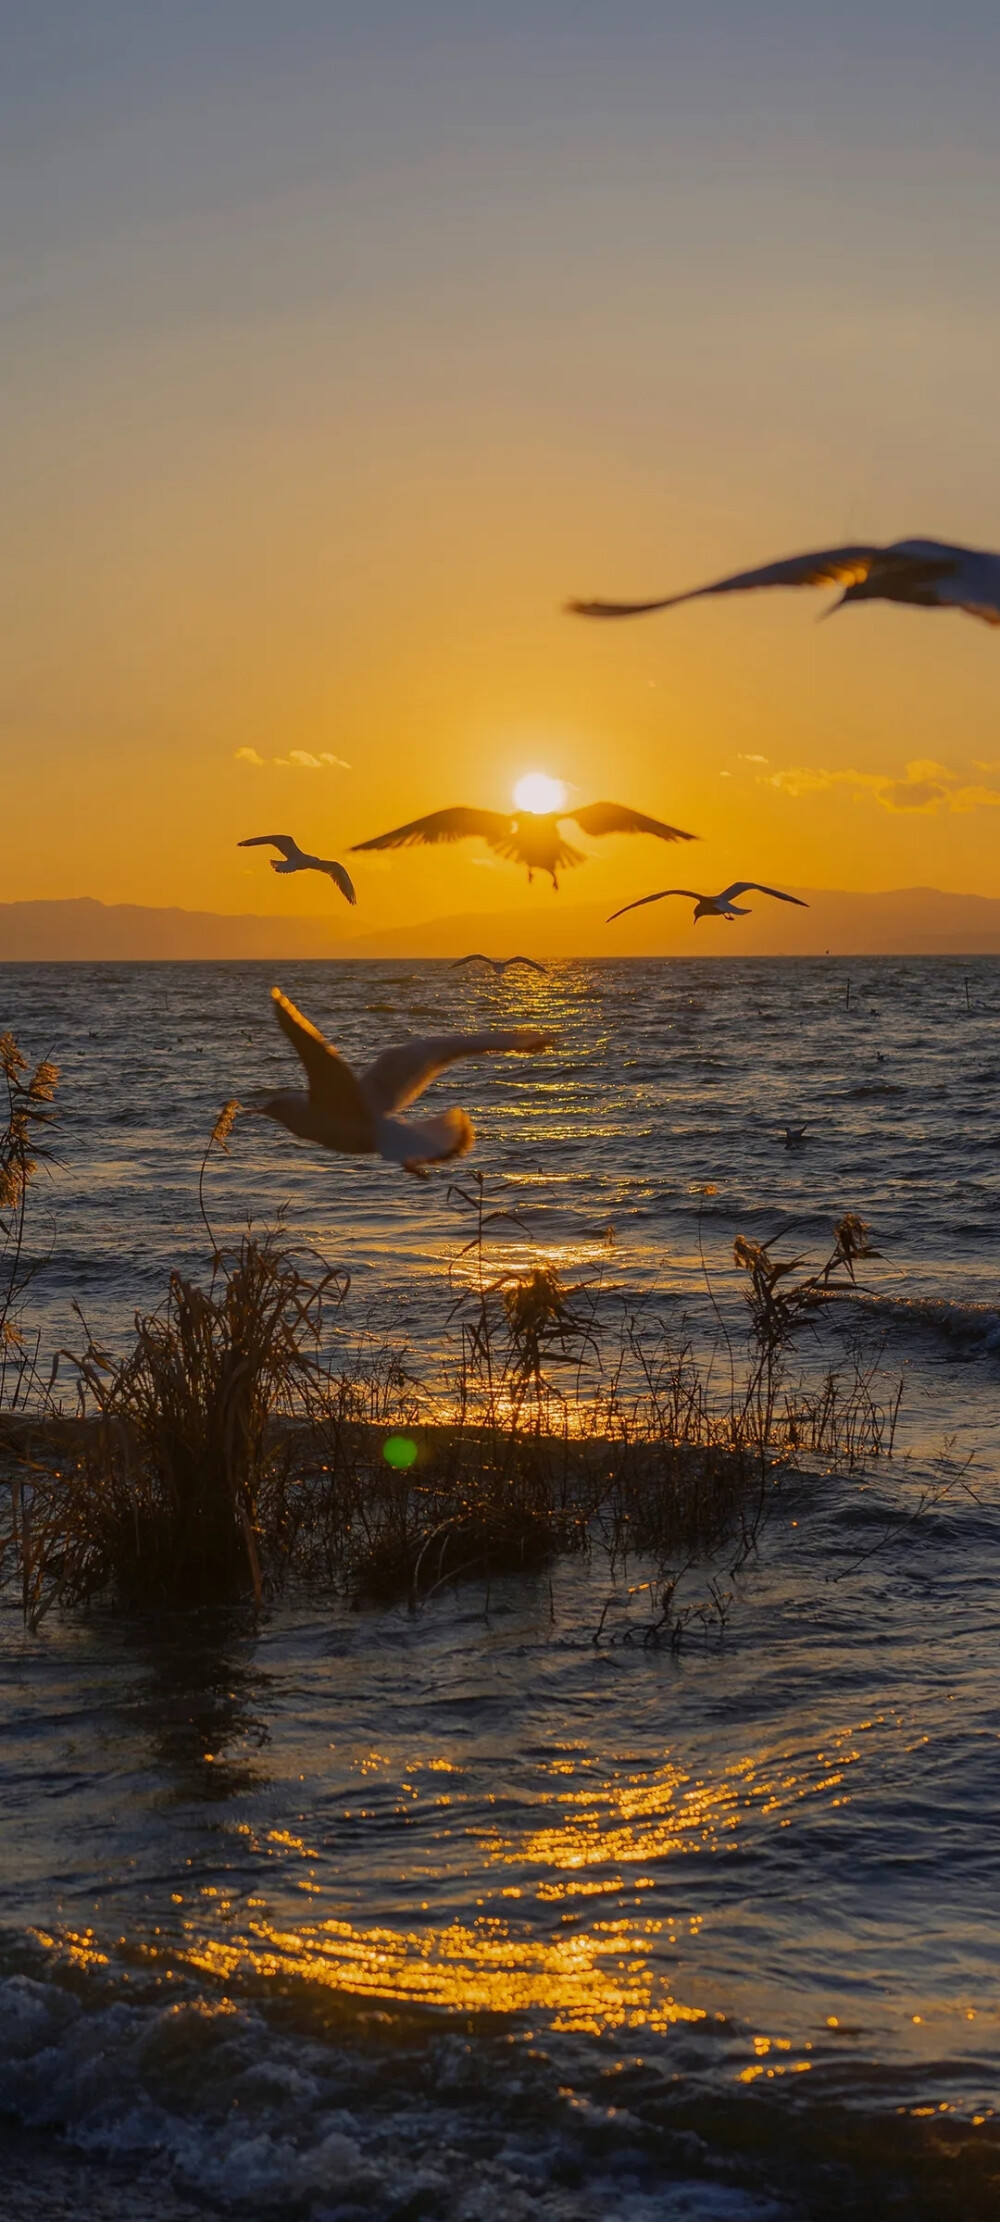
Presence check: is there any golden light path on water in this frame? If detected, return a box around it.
[477,1722,865,1872]
[176,1916,706,2037]
[32,1722,874,2061]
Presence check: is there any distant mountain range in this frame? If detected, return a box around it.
[1,889,999,961]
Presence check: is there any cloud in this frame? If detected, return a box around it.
[287,749,352,770]
[234,747,351,771]
[765,757,1000,816]
[738,752,769,764]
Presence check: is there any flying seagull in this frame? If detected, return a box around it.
[352,802,695,888]
[253,988,554,1175]
[782,1124,809,1147]
[239,834,356,905]
[569,537,1000,628]
[450,955,548,977]
[608,881,808,924]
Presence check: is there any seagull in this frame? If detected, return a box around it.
[238,835,356,905]
[782,1124,809,1148]
[351,801,695,888]
[607,882,808,924]
[569,537,1000,628]
[451,955,548,977]
[253,988,554,1176]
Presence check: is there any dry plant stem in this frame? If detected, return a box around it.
[0,1033,59,1409]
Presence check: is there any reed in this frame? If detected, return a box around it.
[0,1111,901,1623]
[0,1031,59,1410]
[6,1232,349,1621]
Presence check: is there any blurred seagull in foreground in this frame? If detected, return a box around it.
[239,834,356,905]
[253,989,554,1176]
[352,797,695,888]
[451,955,548,977]
[569,537,1000,628]
[608,881,808,925]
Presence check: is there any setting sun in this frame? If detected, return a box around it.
[513,773,568,816]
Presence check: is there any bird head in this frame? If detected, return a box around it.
[246,1090,311,1137]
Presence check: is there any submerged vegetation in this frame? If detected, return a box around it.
[0,1057,903,1628]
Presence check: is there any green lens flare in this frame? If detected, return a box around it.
[383,1434,418,1471]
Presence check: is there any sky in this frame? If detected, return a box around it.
[5,0,1000,932]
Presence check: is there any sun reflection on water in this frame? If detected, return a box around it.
[176,1911,705,2035]
[480,1728,863,1872]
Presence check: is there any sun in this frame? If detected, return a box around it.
[513,771,567,816]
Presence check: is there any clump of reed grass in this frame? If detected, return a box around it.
[1,1109,903,1627]
[0,1031,59,1410]
[7,1230,349,1622]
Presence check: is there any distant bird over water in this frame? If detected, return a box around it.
[570,537,1000,628]
[782,1124,809,1148]
[451,955,548,977]
[254,989,553,1175]
[608,881,808,925]
[352,778,695,888]
[239,835,356,905]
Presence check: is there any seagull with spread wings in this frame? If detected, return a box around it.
[252,989,554,1175]
[608,881,808,925]
[451,955,548,977]
[239,835,356,905]
[569,537,1000,628]
[352,800,695,888]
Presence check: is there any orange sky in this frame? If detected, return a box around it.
[5,5,1000,930]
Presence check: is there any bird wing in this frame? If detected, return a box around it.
[239,834,298,857]
[502,956,547,973]
[450,954,496,970]
[350,808,512,852]
[360,1029,553,1115]
[881,542,1000,624]
[568,802,696,843]
[717,882,808,907]
[317,859,357,904]
[270,988,366,1116]
[567,545,881,619]
[606,890,702,922]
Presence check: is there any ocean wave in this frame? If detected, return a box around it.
[833,1288,1000,1351]
[0,1950,786,2220]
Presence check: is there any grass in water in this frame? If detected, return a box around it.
[1,1103,902,1626]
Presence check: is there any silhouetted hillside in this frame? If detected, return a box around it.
[1,888,1000,960]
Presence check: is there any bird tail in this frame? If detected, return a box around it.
[376,1108,474,1173]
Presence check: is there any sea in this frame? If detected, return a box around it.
[1,957,998,2220]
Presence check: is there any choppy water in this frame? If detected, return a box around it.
[1,959,998,2217]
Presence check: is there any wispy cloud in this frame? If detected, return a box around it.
[234,748,351,771]
[766,757,1000,816]
[738,752,769,764]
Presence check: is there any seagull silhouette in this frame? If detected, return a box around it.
[352,801,694,888]
[239,835,356,905]
[782,1124,809,1148]
[608,881,807,924]
[451,955,548,977]
[252,989,554,1176]
[569,537,1000,628]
